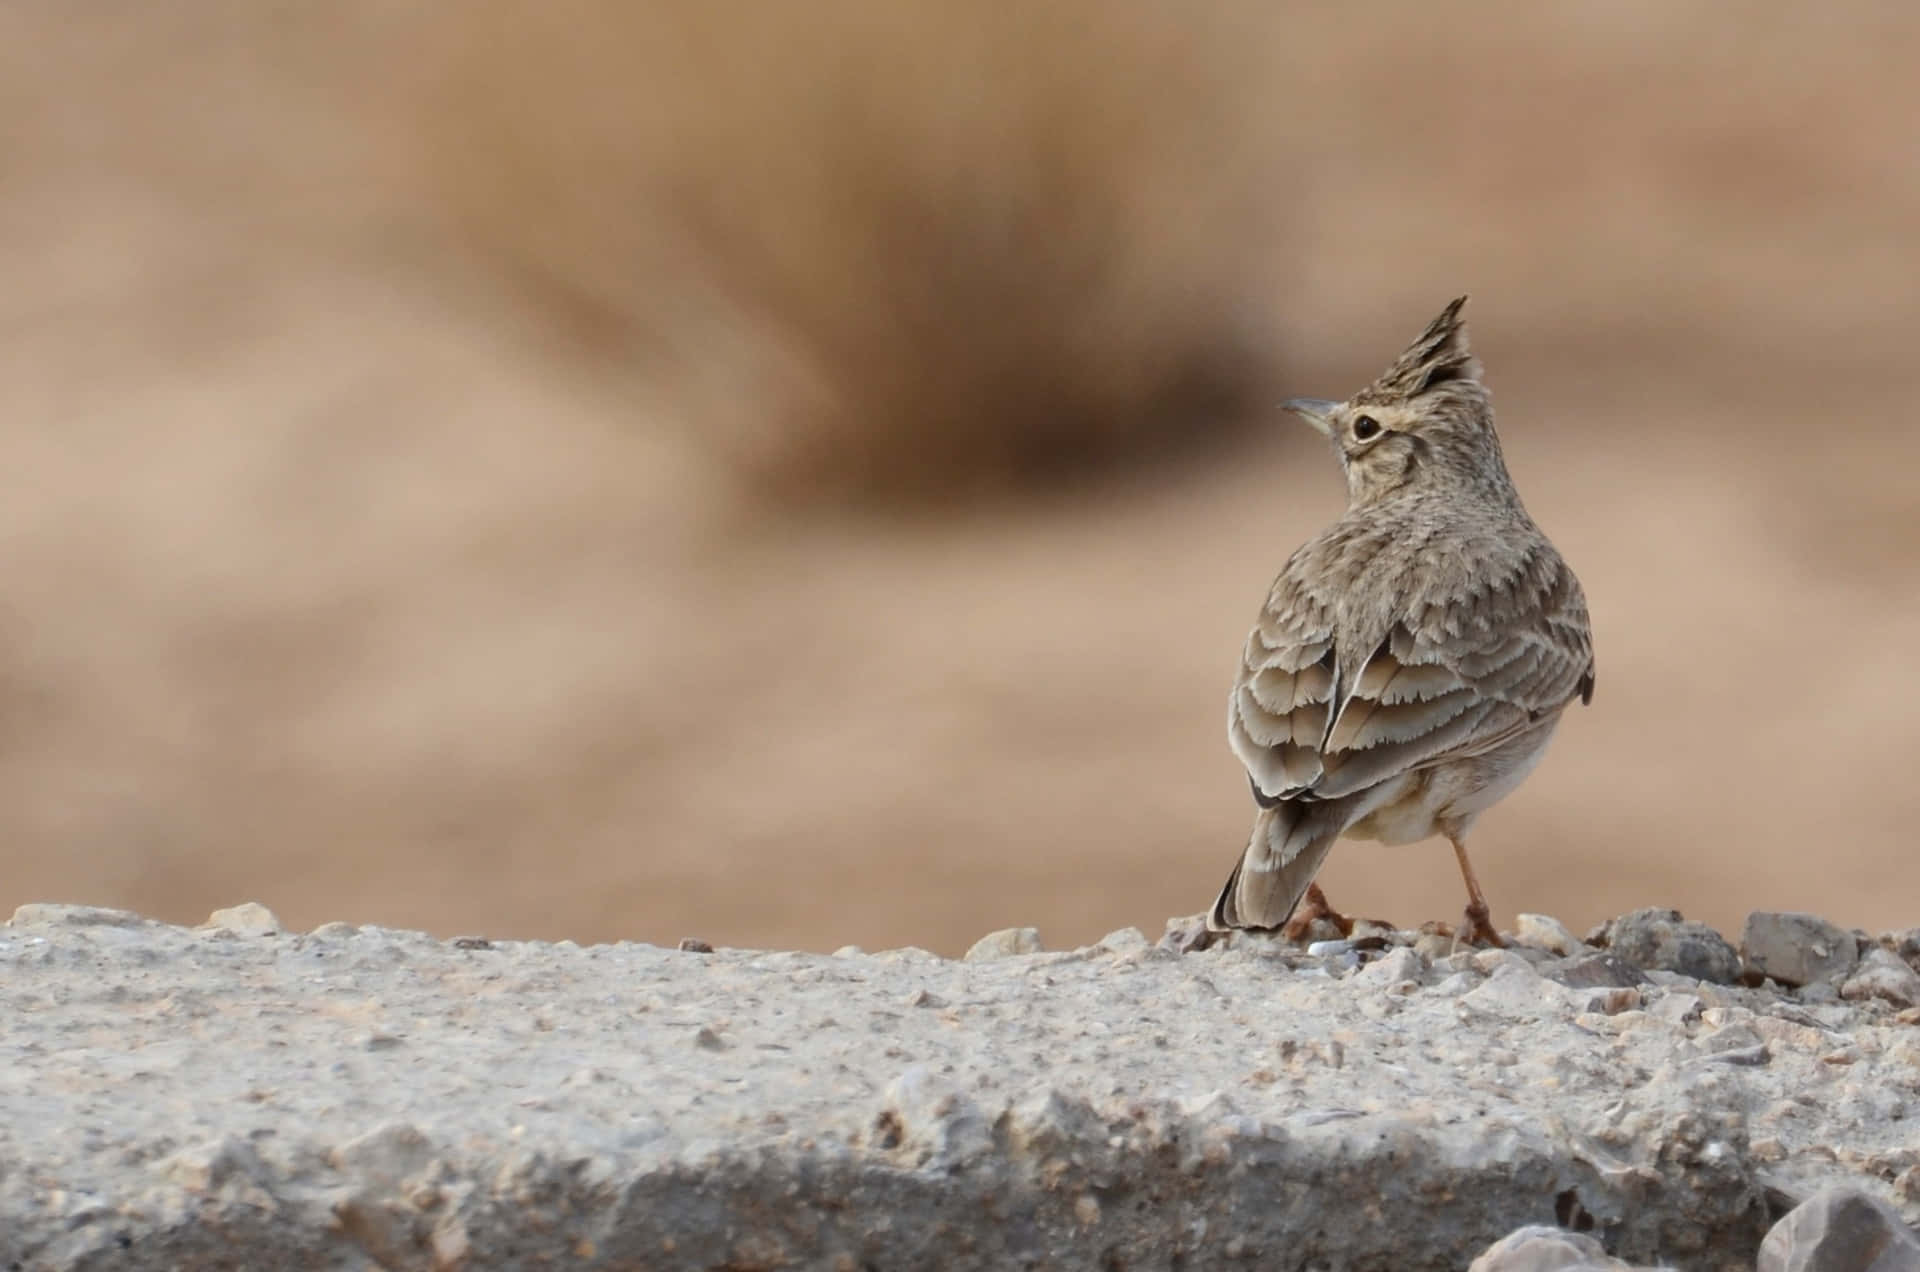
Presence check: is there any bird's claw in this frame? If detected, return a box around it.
[1282,882,1354,944]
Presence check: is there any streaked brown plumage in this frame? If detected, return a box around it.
[1206,296,1594,946]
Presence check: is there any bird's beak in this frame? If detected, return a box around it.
[1279,398,1340,436]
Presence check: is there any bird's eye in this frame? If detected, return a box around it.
[1351,415,1383,442]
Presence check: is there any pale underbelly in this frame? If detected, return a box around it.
[1344,774,1442,846]
[1339,717,1560,847]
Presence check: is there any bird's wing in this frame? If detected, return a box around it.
[1230,550,1593,805]
[1227,578,1340,803]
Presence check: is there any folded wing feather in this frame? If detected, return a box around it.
[1230,566,1591,808]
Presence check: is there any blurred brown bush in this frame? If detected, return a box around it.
[404,0,1296,502]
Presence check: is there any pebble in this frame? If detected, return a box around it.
[1599,907,1742,985]
[1355,946,1426,992]
[1839,948,1920,1009]
[964,928,1043,961]
[872,946,942,964]
[199,902,283,937]
[1757,1183,1920,1272]
[1513,913,1581,957]
[1695,1042,1771,1068]
[1740,912,1860,988]
[1886,928,1920,973]
[1468,1225,1645,1270]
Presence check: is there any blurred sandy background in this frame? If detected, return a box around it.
[3,2,1917,954]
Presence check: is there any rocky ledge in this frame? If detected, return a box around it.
[3,902,1919,1271]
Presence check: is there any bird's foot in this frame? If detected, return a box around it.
[1282,883,1354,944]
[1455,900,1505,949]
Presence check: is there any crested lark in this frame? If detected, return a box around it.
[1205,297,1593,947]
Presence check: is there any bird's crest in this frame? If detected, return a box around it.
[1353,296,1482,407]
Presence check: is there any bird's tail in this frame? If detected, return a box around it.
[1207,803,1340,932]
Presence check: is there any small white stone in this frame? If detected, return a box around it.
[200,903,283,937]
[1841,948,1920,1008]
[1513,913,1579,957]
[872,946,943,964]
[1469,1224,1624,1272]
[963,928,1043,961]
[1357,946,1427,992]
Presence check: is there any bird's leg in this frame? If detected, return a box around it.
[1282,882,1354,943]
[1448,836,1504,947]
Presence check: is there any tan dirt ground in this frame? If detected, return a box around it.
[3,3,1917,953]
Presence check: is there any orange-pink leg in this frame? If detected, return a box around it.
[1450,836,1504,947]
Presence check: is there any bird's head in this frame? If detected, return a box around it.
[1282,296,1513,509]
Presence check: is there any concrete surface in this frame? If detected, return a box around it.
[5,903,1920,1270]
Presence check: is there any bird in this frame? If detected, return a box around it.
[1201,296,1593,948]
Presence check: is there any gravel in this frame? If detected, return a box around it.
[5,902,1920,1270]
